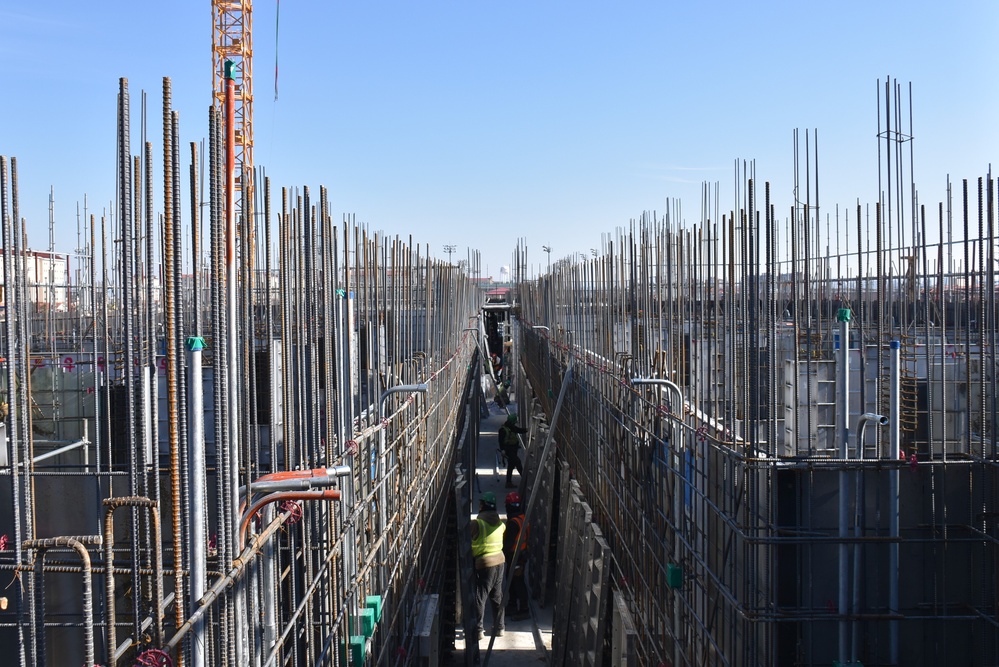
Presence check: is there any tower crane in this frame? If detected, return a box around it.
[211,0,253,217]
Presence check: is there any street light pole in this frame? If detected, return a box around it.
[541,245,551,273]
[443,244,456,264]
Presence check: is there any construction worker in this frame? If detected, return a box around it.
[494,380,509,408]
[491,352,503,379]
[503,491,530,620]
[498,413,528,488]
[471,491,506,640]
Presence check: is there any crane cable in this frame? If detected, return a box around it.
[274,0,280,101]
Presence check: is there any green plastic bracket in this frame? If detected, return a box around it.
[666,562,683,589]
[185,336,206,352]
[349,636,366,665]
[224,60,235,80]
[837,307,852,322]
[359,607,376,638]
[365,594,383,622]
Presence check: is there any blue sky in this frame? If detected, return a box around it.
[1,1,996,279]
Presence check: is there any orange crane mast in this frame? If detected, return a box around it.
[211,0,253,218]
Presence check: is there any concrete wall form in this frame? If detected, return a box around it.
[513,177,999,665]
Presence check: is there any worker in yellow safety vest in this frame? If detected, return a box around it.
[471,491,506,640]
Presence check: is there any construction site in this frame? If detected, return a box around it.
[1,3,998,667]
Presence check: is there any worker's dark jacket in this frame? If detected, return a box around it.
[498,423,527,454]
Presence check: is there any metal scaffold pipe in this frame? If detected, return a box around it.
[853,410,887,663]
[186,336,208,667]
[238,466,350,499]
[836,308,851,665]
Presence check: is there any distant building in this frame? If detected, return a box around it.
[0,249,71,311]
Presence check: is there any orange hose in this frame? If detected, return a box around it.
[252,467,329,482]
[238,489,341,545]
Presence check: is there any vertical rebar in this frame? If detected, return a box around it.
[162,77,186,646]
[1,155,29,667]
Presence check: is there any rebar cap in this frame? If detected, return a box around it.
[185,336,207,352]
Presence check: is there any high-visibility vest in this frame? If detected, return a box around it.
[508,515,529,551]
[472,518,505,558]
[499,425,518,449]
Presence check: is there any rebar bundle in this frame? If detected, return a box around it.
[0,76,483,667]
[514,147,998,664]
[0,72,996,667]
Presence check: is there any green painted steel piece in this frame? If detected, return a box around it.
[349,636,366,665]
[666,562,683,589]
[837,307,852,322]
[359,607,376,637]
[185,336,206,352]
[365,594,383,622]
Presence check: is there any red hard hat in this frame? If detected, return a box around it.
[505,491,521,505]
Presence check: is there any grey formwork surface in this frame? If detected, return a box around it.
[612,591,639,666]
[519,398,546,493]
[577,522,610,667]
[524,422,556,608]
[552,476,582,666]
[553,479,611,667]
[564,518,611,667]
[564,489,594,666]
